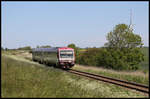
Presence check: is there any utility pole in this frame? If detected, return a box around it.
[129,9,132,27]
[128,9,142,48]
[129,9,133,30]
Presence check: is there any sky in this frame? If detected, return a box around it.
[2,1,149,49]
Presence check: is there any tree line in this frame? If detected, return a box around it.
[1,45,51,51]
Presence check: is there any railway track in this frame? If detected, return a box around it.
[66,69,149,94]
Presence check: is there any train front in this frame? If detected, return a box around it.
[58,47,75,69]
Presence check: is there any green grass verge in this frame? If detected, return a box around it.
[1,54,148,98]
[73,65,149,86]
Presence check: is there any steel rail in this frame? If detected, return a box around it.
[66,69,149,94]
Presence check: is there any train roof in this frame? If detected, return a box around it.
[32,47,73,52]
[32,47,59,52]
[58,47,74,50]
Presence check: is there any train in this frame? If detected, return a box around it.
[32,47,75,69]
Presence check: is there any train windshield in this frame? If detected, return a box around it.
[60,50,73,58]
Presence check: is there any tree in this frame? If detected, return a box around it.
[1,47,4,50]
[104,24,143,49]
[36,45,51,48]
[36,45,40,48]
[18,46,31,50]
[40,45,51,48]
[104,24,144,70]
[67,43,76,49]
[5,48,8,51]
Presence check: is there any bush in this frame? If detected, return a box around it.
[76,48,101,66]
[76,47,144,71]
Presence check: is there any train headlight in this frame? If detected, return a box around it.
[68,60,71,63]
[60,62,64,65]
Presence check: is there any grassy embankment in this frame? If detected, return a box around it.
[75,47,149,85]
[1,50,148,98]
[72,65,149,85]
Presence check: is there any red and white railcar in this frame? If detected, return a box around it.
[32,47,75,69]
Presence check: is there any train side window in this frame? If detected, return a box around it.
[45,52,47,56]
[47,52,49,57]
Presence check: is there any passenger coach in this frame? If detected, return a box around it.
[32,47,75,69]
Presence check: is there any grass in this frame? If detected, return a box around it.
[139,47,149,71]
[1,52,148,98]
[73,65,149,86]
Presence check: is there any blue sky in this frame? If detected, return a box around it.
[2,1,149,49]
